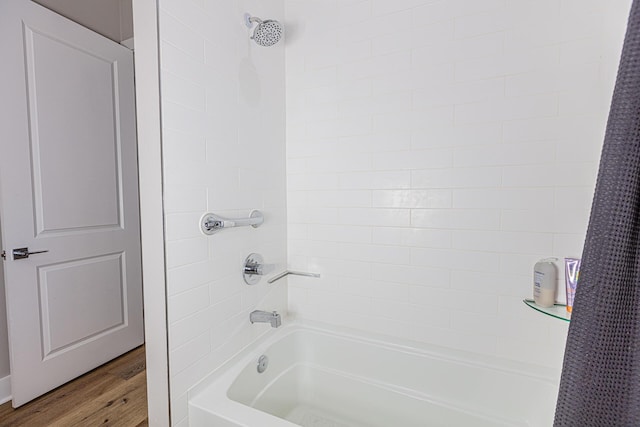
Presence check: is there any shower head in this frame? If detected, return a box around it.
[244,13,283,47]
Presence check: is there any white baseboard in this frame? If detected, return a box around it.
[0,375,11,405]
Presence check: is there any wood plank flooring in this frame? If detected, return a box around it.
[0,345,148,426]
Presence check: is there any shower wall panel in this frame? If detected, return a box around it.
[158,0,286,424]
[285,0,632,370]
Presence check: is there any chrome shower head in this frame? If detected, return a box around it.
[244,13,283,47]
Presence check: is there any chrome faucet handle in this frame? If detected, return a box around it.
[267,270,320,284]
[244,260,264,275]
[243,253,274,285]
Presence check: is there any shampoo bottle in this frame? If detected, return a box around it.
[533,258,557,308]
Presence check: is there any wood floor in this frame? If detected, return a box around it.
[0,345,148,427]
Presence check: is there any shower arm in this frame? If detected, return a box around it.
[244,13,263,28]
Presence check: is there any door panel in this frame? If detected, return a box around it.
[0,0,143,407]
[39,253,126,357]
[25,25,122,233]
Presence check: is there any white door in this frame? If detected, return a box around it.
[0,0,143,407]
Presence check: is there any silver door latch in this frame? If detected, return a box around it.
[12,247,49,260]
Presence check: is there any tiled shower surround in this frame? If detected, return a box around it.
[157,0,632,424]
[158,0,286,424]
[285,0,630,367]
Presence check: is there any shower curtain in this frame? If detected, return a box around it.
[554,1,640,425]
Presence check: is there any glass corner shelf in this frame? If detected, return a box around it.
[523,299,571,322]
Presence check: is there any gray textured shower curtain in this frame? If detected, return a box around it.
[554,1,640,425]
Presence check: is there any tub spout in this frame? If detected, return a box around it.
[250,310,281,328]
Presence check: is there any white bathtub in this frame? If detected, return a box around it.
[189,321,559,427]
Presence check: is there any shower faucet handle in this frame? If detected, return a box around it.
[244,259,264,276]
[243,253,274,285]
[267,270,321,284]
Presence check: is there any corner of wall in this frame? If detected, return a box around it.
[119,0,134,42]
[131,0,171,425]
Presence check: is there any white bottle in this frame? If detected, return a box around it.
[533,258,557,308]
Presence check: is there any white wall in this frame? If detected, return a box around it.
[158,0,287,425]
[32,0,132,42]
[119,0,133,41]
[285,0,632,369]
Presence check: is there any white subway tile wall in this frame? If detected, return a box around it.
[158,0,286,424]
[157,0,633,423]
[285,0,632,369]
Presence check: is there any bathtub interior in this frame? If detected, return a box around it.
[248,363,521,427]
[225,328,559,426]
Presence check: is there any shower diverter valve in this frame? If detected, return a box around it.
[243,253,274,285]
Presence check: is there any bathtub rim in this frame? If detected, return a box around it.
[188,318,561,404]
